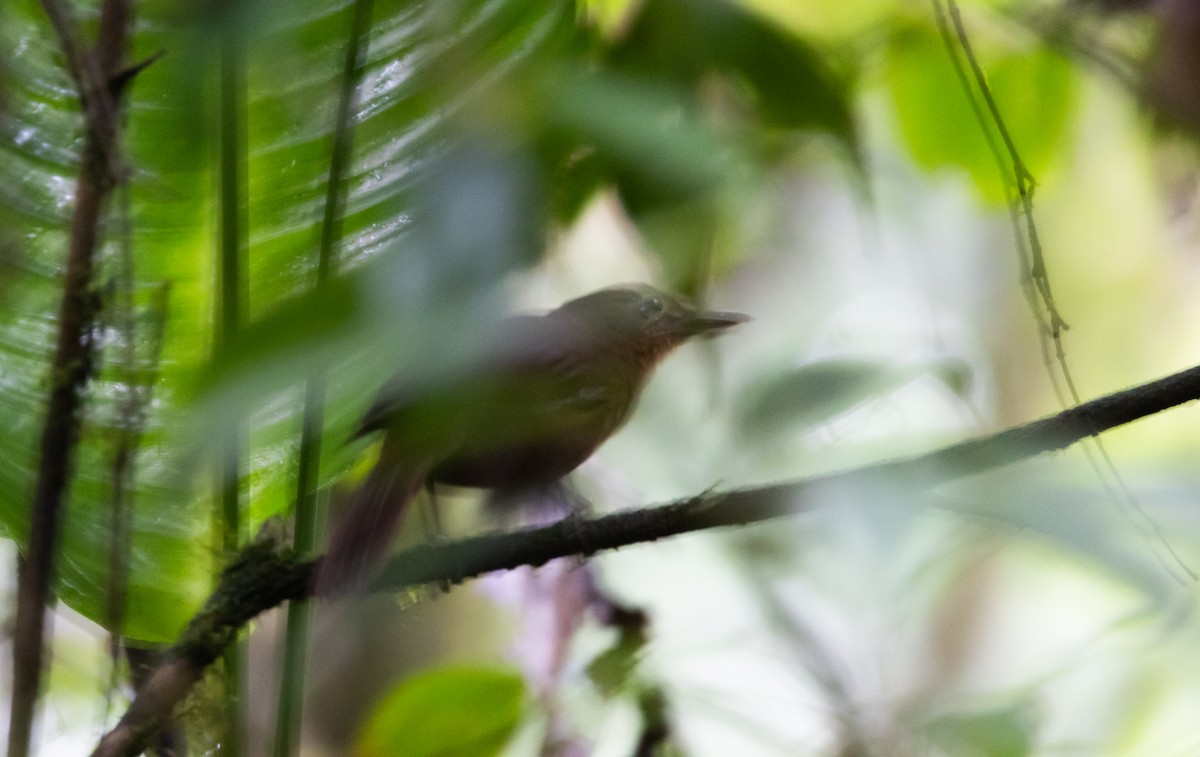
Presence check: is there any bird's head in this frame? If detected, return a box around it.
[556,284,749,361]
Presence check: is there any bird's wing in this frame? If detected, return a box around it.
[484,313,617,419]
[352,311,605,439]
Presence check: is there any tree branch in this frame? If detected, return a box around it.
[91,361,1200,757]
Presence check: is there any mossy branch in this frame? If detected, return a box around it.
[92,361,1200,757]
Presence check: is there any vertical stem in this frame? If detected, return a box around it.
[8,0,130,752]
[270,380,323,757]
[316,0,373,285]
[216,23,246,757]
[105,282,169,704]
[271,0,373,753]
[216,32,244,399]
[9,142,107,757]
[104,184,136,700]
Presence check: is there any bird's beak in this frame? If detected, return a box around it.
[685,309,752,337]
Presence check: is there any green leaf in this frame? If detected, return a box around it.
[924,703,1038,757]
[745,0,901,43]
[984,47,1075,180]
[536,67,735,210]
[614,0,856,143]
[932,357,975,399]
[887,23,1076,203]
[356,667,526,757]
[587,621,648,698]
[740,356,923,436]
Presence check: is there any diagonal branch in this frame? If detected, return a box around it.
[91,360,1200,757]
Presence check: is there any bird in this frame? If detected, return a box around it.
[314,284,749,594]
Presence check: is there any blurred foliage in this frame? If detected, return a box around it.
[739,355,972,439]
[0,0,863,643]
[6,0,1200,753]
[586,616,648,698]
[356,666,526,757]
[924,703,1039,757]
[886,14,1077,202]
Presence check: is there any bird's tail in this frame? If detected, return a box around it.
[314,455,428,596]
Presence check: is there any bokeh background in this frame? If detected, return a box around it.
[5,0,1200,754]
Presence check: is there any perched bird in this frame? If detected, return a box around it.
[315,284,749,594]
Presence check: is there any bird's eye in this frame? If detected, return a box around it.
[638,297,664,319]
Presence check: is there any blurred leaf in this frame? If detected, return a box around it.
[888,26,995,194]
[613,0,856,143]
[536,67,736,212]
[947,474,1179,609]
[887,23,1076,203]
[586,619,648,697]
[924,703,1038,757]
[584,0,859,286]
[743,0,901,42]
[200,277,361,395]
[541,145,608,223]
[715,8,854,137]
[420,142,547,276]
[740,356,924,436]
[630,197,722,293]
[985,49,1076,177]
[531,64,751,287]
[932,357,975,399]
[356,667,526,757]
